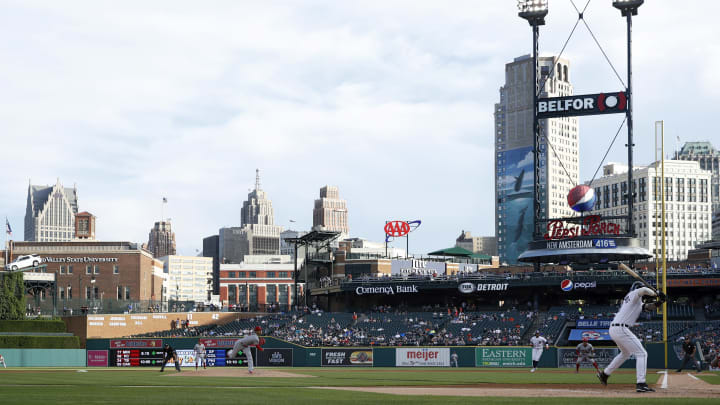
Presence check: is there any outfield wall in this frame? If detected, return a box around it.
[81,338,682,369]
[0,349,86,367]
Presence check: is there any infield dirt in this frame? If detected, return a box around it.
[316,373,719,398]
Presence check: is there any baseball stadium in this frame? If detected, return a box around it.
[2,1,720,404]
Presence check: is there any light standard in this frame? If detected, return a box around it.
[517,0,548,257]
[612,0,643,241]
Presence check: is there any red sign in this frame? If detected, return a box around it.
[199,338,238,348]
[385,221,411,237]
[544,215,621,240]
[87,350,108,367]
[667,278,720,288]
[109,339,162,348]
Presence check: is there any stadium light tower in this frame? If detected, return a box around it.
[517,0,548,240]
[612,0,643,238]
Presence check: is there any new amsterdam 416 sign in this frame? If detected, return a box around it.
[537,92,627,119]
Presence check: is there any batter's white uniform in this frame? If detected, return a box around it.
[531,336,547,362]
[194,343,206,367]
[604,287,656,384]
[229,332,260,372]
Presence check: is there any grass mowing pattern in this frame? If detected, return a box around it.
[0,368,691,405]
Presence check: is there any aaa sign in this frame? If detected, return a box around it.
[385,221,411,237]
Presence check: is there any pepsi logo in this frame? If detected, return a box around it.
[561,279,573,292]
[581,331,601,340]
[567,185,596,212]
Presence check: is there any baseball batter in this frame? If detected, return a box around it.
[194,341,206,370]
[530,331,548,372]
[576,337,599,373]
[228,326,265,374]
[597,281,665,393]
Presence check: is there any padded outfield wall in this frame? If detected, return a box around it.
[79,337,681,369]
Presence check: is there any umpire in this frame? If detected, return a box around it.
[160,343,182,372]
[677,335,701,373]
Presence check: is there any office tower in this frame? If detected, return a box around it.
[24,179,79,242]
[495,55,579,264]
[313,185,349,237]
[147,220,177,258]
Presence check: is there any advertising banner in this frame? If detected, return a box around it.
[257,348,293,367]
[205,348,255,367]
[175,349,198,368]
[576,319,612,328]
[569,329,611,341]
[497,146,534,264]
[391,259,446,276]
[475,347,531,367]
[110,339,162,348]
[322,348,373,366]
[199,338,240,348]
[557,347,619,369]
[667,278,720,288]
[396,348,449,367]
[87,350,108,367]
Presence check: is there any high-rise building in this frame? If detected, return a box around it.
[495,55,579,264]
[24,179,79,242]
[202,234,220,294]
[677,141,719,216]
[158,255,213,302]
[455,231,497,256]
[586,160,712,261]
[225,169,284,261]
[147,221,176,258]
[313,186,349,238]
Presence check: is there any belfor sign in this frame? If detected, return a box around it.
[537,92,627,119]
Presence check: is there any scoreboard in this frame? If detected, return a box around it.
[108,347,255,367]
[109,349,164,367]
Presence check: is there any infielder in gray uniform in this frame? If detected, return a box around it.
[576,337,599,373]
[228,326,265,374]
[194,342,206,370]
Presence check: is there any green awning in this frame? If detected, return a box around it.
[470,253,492,260]
[427,246,474,257]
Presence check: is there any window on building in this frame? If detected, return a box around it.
[249,272,257,278]
[125,286,131,300]
[59,266,65,274]
[113,265,119,275]
[228,271,236,278]
[93,265,100,274]
[67,285,72,299]
[117,286,123,300]
[59,287,65,300]
[85,286,92,300]
[86,266,92,275]
[266,272,275,278]
[67,265,73,274]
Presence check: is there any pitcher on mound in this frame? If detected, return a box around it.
[228,326,265,374]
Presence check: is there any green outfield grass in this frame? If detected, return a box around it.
[0,368,710,405]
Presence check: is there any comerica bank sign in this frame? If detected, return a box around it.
[355,285,419,295]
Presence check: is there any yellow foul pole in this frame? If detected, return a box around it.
[658,120,668,368]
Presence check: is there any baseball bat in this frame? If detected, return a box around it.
[618,263,657,293]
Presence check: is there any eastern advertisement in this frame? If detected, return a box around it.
[396,348,449,367]
[557,347,619,368]
[475,347,531,367]
[322,348,373,366]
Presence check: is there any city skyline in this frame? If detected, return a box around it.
[1,2,719,256]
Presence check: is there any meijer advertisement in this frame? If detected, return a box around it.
[475,347,532,367]
[396,348,449,367]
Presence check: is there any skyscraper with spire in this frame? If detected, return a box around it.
[226,169,283,260]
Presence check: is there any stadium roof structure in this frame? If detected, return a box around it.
[427,246,473,257]
[283,229,340,246]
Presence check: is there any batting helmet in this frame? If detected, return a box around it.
[629,281,644,291]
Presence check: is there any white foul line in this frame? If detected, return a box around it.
[661,370,668,389]
[687,373,700,381]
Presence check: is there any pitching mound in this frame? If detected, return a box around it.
[315,373,720,399]
[166,368,314,378]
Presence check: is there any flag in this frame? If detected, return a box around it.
[289,219,296,223]
[162,197,167,203]
[5,218,11,237]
